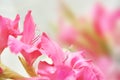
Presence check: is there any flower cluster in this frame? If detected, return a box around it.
[0,10,104,80]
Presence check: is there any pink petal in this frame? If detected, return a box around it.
[52,65,74,80]
[8,36,41,64]
[92,4,120,37]
[74,60,104,80]
[9,14,20,37]
[38,61,55,78]
[64,51,85,67]
[21,49,42,65]
[38,61,74,80]
[0,15,20,53]
[0,16,10,52]
[92,4,106,36]
[21,11,35,44]
[8,35,27,54]
[65,51,104,80]
[39,33,66,65]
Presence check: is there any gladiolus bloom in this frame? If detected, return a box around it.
[37,33,104,80]
[0,15,20,53]
[8,11,41,65]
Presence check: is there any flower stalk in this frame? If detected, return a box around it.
[18,56,38,77]
[0,63,25,79]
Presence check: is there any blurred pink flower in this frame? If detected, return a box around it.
[57,4,120,80]
[0,67,3,74]
[0,14,20,53]
[93,5,120,79]
[57,4,119,59]
[93,4,120,40]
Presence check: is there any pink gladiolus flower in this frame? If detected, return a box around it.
[37,33,104,80]
[8,11,36,53]
[8,11,41,65]
[0,15,20,53]
[37,51,104,80]
[38,33,66,65]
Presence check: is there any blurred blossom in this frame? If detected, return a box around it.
[56,2,120,80]
[0,67,3,74]
[93,3,120,45]
[58,3,110,59]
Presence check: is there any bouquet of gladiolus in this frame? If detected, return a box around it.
[56,3,120,80]
[0,9,105,80]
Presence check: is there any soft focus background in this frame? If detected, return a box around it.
[0,0,120,78]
